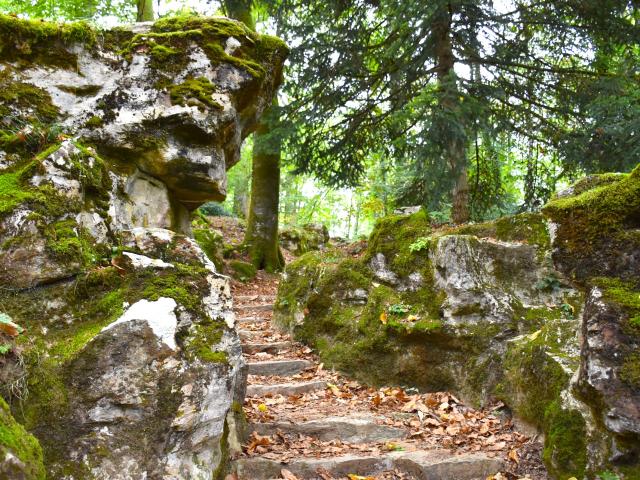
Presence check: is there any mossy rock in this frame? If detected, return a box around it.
[365,210,431,277]
[229,260,257,282]
[0,397,45,480]
[543,164,640,283]
[193,227,225,272]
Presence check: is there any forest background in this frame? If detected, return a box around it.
[1,0,638,240]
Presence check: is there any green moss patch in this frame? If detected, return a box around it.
[446,212,550,252]
[229,260,257,282]
[543,400,587,479]
[0,80,60,123]
[366,210,431,277]
[0,397,45,480]
[592,277,640,335]
[543,165,640,280]
[168,77,221,111]
[193,227,225,272]
[184,319,228,364]
[122,14,287,80]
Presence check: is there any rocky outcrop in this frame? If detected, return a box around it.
[280,223,330,256]
[275,168,640,479]
[0,14,286,479]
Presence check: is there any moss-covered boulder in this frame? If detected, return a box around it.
[275,191,640,478]
[275,211,576,398]
[0,13,285,480]
[280,223,330,256]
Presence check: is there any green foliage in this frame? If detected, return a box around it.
[200,202,233,217]
[408,237,429,253]
[536,274,561,292]
[598,472,621,480]
[272,0,639,217]
[388,303,410,315]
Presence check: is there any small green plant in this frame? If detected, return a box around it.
[389,303,410,315]
[0,312,24,356]
[560,303,575,319]
[409,237,430,253]
[597,472,621,480]
[536,274,561,292]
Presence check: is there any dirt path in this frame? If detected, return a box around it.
[230,271,548,480]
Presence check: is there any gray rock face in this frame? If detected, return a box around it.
[431,235,560,326]
[580,288,640,437]
[0,14,286,480]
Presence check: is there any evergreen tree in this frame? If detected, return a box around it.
[272,0,639,221]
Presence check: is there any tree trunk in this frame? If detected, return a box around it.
[433,8,470,224]
[223,0,256,30]
[224,0,284,271]
[136,0,154,22]
[244,100,284,272]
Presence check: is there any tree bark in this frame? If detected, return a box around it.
[433,8,470,224]
[136,0,154,22]
[244,100,284,271]
[223,0,256,30]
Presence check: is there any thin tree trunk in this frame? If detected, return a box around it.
[245,99,284,271]
[136,0,154,22]
[433,8,469,224]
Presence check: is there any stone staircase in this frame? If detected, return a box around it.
[228,281,525,480]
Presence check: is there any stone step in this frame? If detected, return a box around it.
[237,316,268,324]
[238,330,254,341]
[248,359,313,377]
[236,451,503,480]
[242,342,292,355]
[251,416,407,443]
[246,380,326,397]
[236,304,274,313]
[236,295,275,303]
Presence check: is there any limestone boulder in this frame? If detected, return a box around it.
[0,13,286,480]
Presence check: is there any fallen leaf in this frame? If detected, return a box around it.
[508,448,519,464]
[246,432,271,453]
[326,383,341,397]
[380,312,388,324]
[280,469,299,480]
[347,475,375,480]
